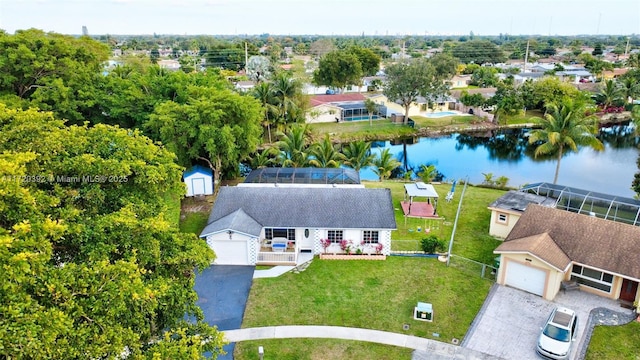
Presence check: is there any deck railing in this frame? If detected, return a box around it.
[257,251,297,265]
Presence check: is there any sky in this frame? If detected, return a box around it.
[1,0,639,36]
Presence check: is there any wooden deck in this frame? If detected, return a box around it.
[401,201,439,218]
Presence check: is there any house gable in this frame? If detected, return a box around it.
[504,204,640,280]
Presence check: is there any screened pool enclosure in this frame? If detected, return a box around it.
[520,182,640,226]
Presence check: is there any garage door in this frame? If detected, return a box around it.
[505,261,546,296]
[207,240,249,265]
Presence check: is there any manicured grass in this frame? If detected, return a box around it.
[501,109,545,126]
[242,257,492,342]
[163,191,182,229]
[410,115,482,129]
[179,212,209,234]
[585,320,640,360]
[234,338,413,360]
[364,181,503,263]
[309,119,415,142]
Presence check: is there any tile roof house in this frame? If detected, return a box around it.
[200,186,396,265]
[494,204,640,304]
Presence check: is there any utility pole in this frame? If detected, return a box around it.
[625,37,631,56]
[244,42,248,73]
[446,177,469,267]
[523,40,530,73]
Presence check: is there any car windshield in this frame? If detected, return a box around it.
[543,324,570,342]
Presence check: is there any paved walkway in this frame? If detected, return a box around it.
[223,326,503,359]
[253,252,314,279]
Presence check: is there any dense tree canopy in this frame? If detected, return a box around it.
[451,40,506,64]
[313,50,363,91]
[0,105,223,359]
[0,29,110,124]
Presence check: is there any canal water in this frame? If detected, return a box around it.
[360,124,639,198]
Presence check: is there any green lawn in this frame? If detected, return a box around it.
[179,212,209,234]
[364,181,503,263]
[410,115,483,129]
[242,257,492,342]
[308,119,415,142]
[235,339,412,360]
[585,320,640,360]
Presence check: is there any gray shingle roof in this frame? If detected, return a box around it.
[200,186,396,237]
[200,208,263,237]
[495,232,571,271]
[502,204,640,280]
[488,190,557,213]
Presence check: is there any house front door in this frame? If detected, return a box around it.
[620,278,638,302]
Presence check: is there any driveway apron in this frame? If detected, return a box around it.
[194,265,255,359]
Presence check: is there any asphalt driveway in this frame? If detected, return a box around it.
[462,284,624,360]
[194,265,255,359]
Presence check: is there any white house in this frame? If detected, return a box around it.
[200,185,396,265]
[183,165,213,197]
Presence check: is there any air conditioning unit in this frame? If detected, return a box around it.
[413,302,433,322]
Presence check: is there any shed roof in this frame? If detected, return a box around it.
[500,204,640,280]
[405,182,439,198]
[184,165,212,178]
[200,186,396,237]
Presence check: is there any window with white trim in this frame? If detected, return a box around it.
[265,228,295,241]
[497,212,508,224]
[328,230,344,243]
[362,231,379,244]
[570,264,613,293]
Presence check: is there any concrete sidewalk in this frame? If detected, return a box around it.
[223,326,504,359]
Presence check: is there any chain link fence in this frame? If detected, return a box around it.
[448,254,497,281]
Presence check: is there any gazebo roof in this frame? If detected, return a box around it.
[404,182,439,198]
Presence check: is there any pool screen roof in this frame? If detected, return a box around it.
[520,182,640,227]
[244,167,361,185]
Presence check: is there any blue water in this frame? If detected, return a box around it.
[359,126,639,198]
[345,115,382,121]
[424,111,459,118]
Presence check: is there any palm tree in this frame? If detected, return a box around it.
[372,148,401,181]
[342,140,375,171]
[272,73,303,131]
[528,98,604,184]
[620,77,640,104]
[252,82,278,143]
[364,98,378,126]
[627,53,640,69]
[275,125,311,167]
[250,147,277,169]
[597,79,623,111]
[308,135,345,168]
[417,164,438,183]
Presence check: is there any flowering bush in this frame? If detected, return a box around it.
[339,239,351,253]
[320,238,331,253]
[374,243,384,255]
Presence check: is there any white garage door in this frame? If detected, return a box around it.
[208,240,249,265]
[191,178,206,196]
[505,261,546,296]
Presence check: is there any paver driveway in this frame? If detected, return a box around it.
[462,284,624,360]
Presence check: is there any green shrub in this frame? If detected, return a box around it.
[420,235,445,254]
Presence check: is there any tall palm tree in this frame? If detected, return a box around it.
[364,98,378,126]
[308,135,345,168]
[597,79,623,111]
[275,125,311,167]
[528,98,604,184]
[372,148,401,181]
[342,140,375,171]
[272,72,302,131]
[252,82,278,143]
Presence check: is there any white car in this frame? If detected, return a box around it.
[536,307,578,359]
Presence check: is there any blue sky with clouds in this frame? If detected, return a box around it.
[1,0,639,36]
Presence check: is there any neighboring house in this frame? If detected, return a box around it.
[183,165,214,197]
[157,59,181,71]
[368,94,455,118]
[487,191,557,239]
[306,93,379,123]
[199,186,396,265]
[450,74,471,88]
[494,204,640,304]
[234,80,256,92]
